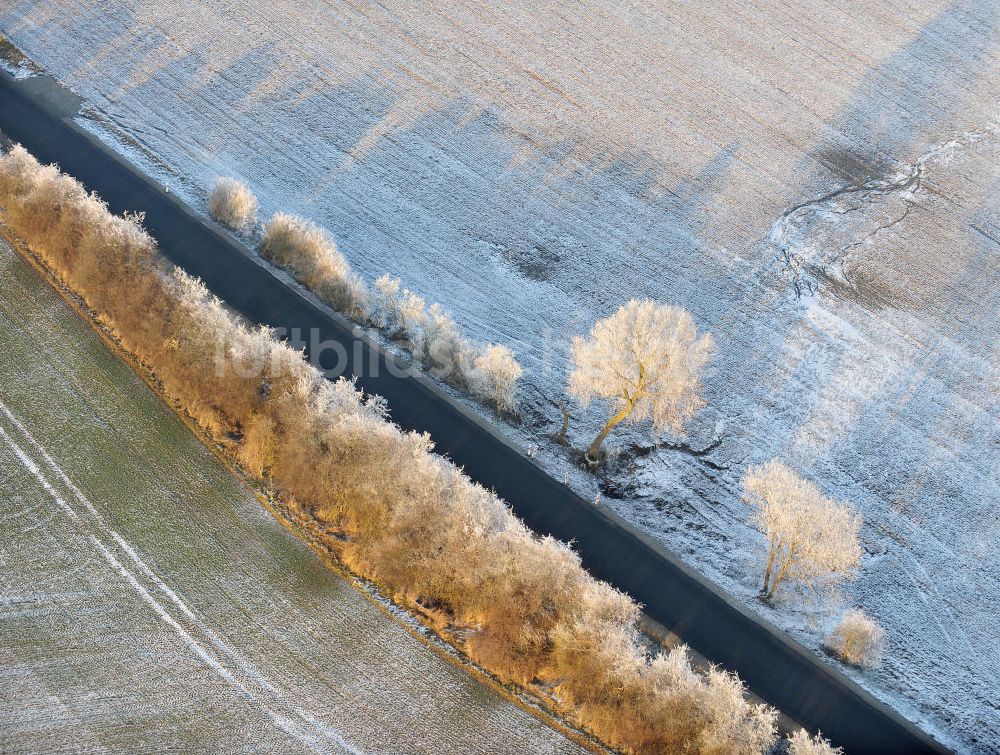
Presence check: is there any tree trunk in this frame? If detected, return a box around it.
[761,538,778,596]
[553,402,570,445]
[584,366,645,466]
[585,403,633,462]
[765,543,796,600]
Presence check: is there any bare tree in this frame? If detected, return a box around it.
[742,461,862,601]
[568,299,713,463]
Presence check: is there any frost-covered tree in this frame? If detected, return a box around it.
[239,413,277,478]
[468,343,522,413]
[786,728,843,755]
[418,302,469,379]
[368,276,522,411]
[370,274,403,330]
[208,177,258,232]
[370,274,422,339]
[742,461,862,600]
[825,609,885,668]
[259,212,365,316]
[568,299,713,463]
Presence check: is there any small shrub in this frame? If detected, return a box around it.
[787,728,843,754]
[259,211,365,316]
[824,609,885,668]
[468,343,522,413]
[417,302,472,382]
[208,177,258,232]
[370,274,402,330]
[367,275,522,407]
[369,274,427,343]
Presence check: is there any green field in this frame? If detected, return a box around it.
[0,238,581,753]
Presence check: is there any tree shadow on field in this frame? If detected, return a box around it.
[813,0,998,175]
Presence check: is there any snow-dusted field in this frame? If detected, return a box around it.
[1,2,997,751]
[0,238,581,754]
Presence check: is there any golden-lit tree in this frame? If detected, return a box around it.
[743,461,862,600]
[825,609,885,668]
[259,211,366,315]
[787,729,843,755]
[568,299,713,463]
[208,176,258,232]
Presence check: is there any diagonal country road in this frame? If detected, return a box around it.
[0,69,948,754]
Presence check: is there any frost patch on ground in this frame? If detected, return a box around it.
[771,124,1000,304]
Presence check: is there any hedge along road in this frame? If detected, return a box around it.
[0,69,947,755]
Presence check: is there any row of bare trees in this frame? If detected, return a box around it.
[210,175,717,443]
[209,178,522,413]
[1,145,847,753]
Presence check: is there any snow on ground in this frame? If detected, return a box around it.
[1,2,998,750]
[0,239,582,754]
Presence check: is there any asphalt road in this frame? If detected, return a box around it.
[0,69,948,755]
